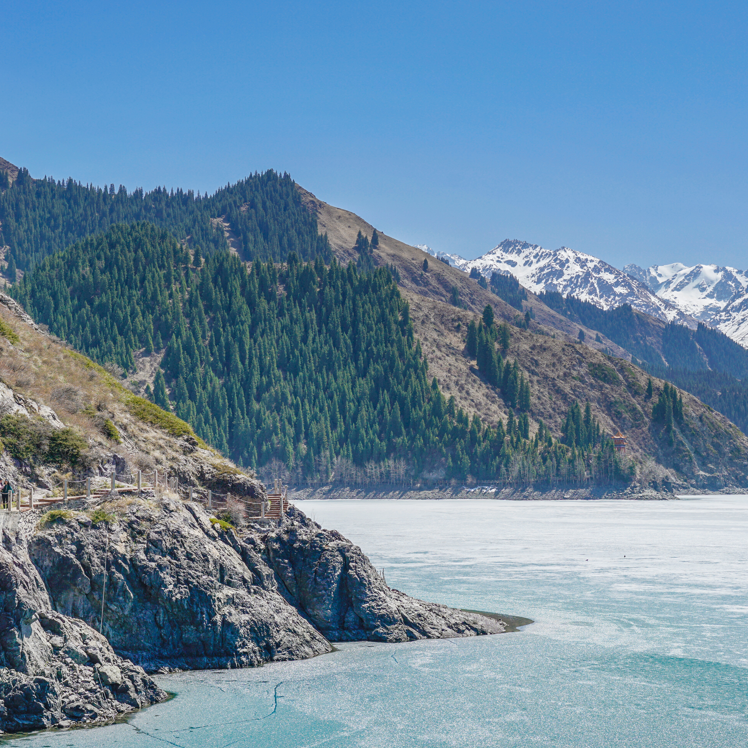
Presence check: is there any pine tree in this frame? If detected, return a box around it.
[519,376,531,411]
[499,323,511,351]
[466,319,478,359]
[355,231,374,271]
[482,304,494,329]
[153,370,171,412]
[422,258,429,272]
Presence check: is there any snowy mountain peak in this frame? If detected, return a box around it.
[418,237,748,348]
[460,239,697,328]
[632,261,748,347]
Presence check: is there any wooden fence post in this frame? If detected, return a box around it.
[63,479,68,504]
[137,470,142,496]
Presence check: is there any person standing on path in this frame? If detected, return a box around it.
[1,481,13,510]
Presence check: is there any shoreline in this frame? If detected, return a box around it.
[289,484,748,502]
[289,484,676,501]
[462,610,534,632]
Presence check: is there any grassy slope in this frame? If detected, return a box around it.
[0,294,248,488]
[300,187,748,488]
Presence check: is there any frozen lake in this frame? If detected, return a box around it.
[6,496,748,747]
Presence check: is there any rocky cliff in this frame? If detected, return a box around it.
[0,511,165,733]
[1,495,506,733]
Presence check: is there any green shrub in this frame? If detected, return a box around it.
[0,319,20,345]
[588,361,620,385]
[210,516,234,531]
[101,419,121,443]
[0,415,87,466]
[47,428,87,467]
[40,509,74,525]
[0,414,49,461]
[89,508,115,524]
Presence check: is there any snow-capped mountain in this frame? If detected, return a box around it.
[625,262,748,347]
[416,244,469,270]
[459,239,697,327]
[419,236,748,348]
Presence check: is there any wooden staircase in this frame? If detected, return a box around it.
[264,480,287,520]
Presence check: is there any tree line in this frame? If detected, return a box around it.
[0,168,330,274]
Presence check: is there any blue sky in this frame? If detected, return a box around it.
[3,0,747,268]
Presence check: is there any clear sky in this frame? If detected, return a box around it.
[3,0,747,268]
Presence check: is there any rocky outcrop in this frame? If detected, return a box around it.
[0,513,165,733]
[28,495,331,671]
[28,497,503,669]
[0,495,507,734]
[263,506,504,641]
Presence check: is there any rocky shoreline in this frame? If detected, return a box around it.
[0,494,507,734]
[289,483,677,501]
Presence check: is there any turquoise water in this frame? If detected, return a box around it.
[7,496,748,747]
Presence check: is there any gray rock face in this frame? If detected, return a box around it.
[28,496,331,671]
[4,495,506,734]
[0,514,165,734]
[263,506,504,642]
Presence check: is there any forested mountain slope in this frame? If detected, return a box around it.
[538,292,748,434]
[4,156,748,490]
[16,222,638,487]
[0,289,262,501]
[0,159,330,273]
[303,184,748,444]
[298,188,748,490]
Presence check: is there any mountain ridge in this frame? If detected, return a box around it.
[625,261,748,347]
[422,235,748,350]
[3,157,748,492]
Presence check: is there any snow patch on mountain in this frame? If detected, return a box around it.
[416,244,469,270]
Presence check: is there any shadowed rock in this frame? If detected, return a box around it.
[0,514,165,733]
[2,495,506,734]
[262,506,505,642]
